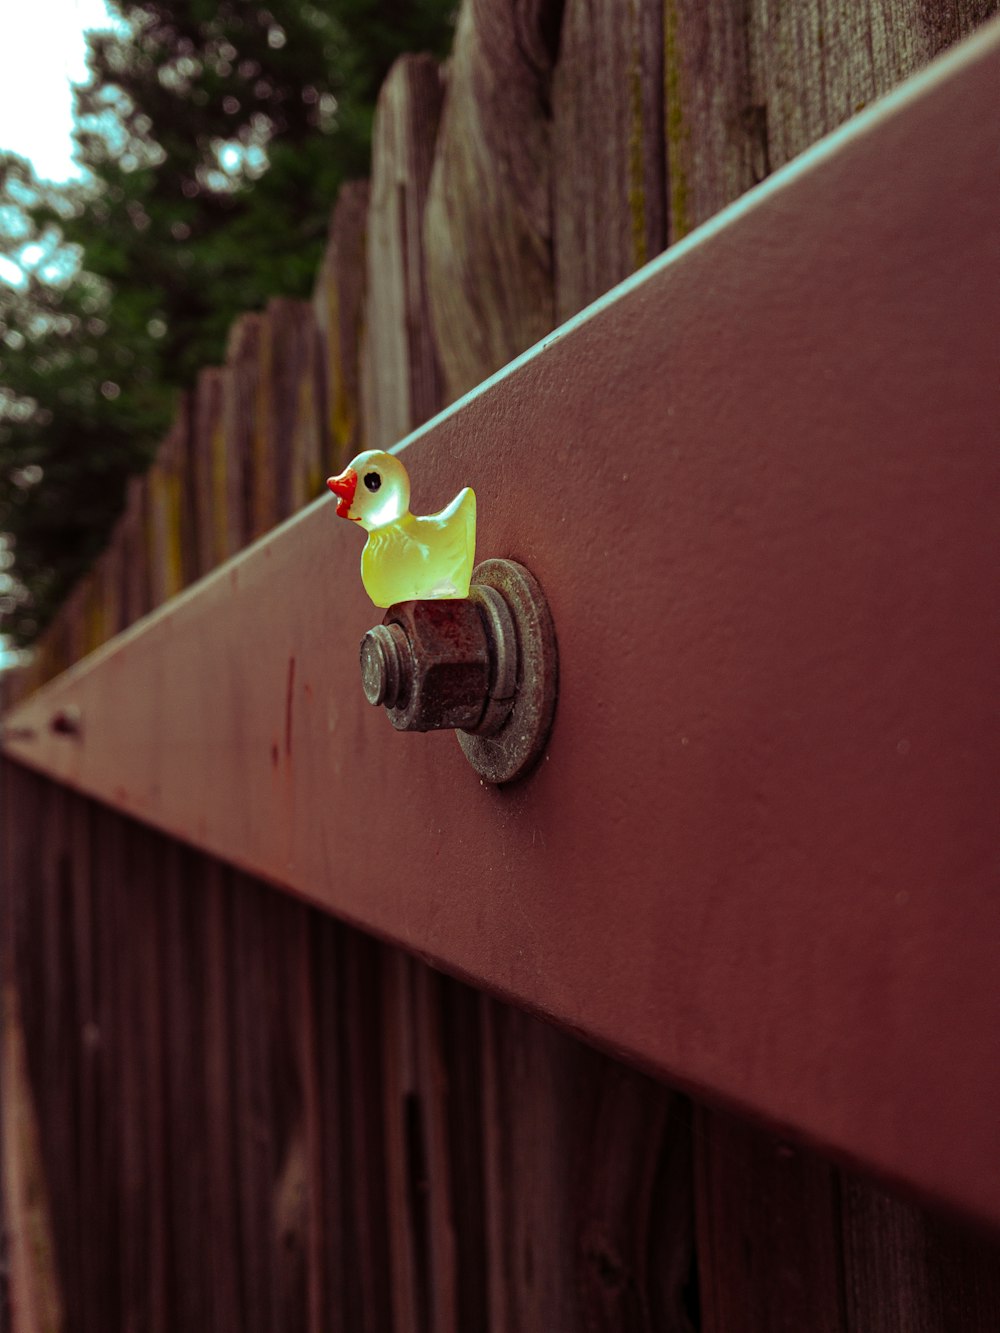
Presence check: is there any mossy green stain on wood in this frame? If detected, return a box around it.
[664,0,690,242]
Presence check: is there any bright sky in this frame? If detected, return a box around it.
[0,0,119,182]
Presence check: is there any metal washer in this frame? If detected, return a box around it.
[458,559,558,785]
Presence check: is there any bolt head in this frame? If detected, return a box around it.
[359,623,409,709]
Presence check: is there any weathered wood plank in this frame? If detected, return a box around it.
[255,298,317,530]
[551,0,666,321]
[480,996,695,1332]
[191,366,226,578]
[288,305,327,515]
[361,55,446,452]
[59,579,88,684]
[575,1069,694,1332]
[0,982,64,1333]
[427,974,489,1333]
[200,864,245,1329]
[125,819,171,1333]
[0,766,65,1333]
[146,404,188,609]
[840,1174,1000,1331]
[90,792,129,1327]
[119,474,150,628]
[664,0,762,240]
[747,0,997,172]
[35,782,84,1318]
[336,927,394,1332]
[66,790,104,1333]
[223,313,263,553]
[312,182,370,472]
[424,0,561,399]
[100,529,125,642]
[83,542,118,656]
[380,951,427,1332]
[268,905,323,1333]
[300,916,325,1333]
[6,764,1000,1327]
[229,874,280,1333]
[310,919,354,1328]
[411,969,465,1333]
[159,838,210,1331]
[694,1106,847,1333]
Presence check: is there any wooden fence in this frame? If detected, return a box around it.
[3,1,999,1329]
[13,0,998,697]
[5,768,1000,1330]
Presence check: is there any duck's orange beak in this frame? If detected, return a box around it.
[327,468,358,519]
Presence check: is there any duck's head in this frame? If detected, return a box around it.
[327,450,410,531]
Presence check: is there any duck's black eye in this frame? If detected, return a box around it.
[364,471,382,493]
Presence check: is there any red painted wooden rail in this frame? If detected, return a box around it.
[4,24,999,1229]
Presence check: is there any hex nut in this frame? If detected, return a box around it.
[359,560,558,784]
[382,598,491,733]
[457,560,558,784]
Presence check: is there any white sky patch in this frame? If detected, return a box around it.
[0,0,121,182]
[0,254,23,287]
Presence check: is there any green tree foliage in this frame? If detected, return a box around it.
[0,0,454,646]
[0,155,162,639]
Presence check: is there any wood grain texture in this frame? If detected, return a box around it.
[119,475,150,627]
[551,0,666,321]
[694,1106,848,1333]
[312,920,392,1331]
[479,995,696,1333]
[380,951,426,1333]
[200,863,244,1330]
[0,766,703,1331]
[361,55,446,453]
[747,0,998,171]
[1,983,64,1333]
[695,1105,1000,1333]
[312,181,370,472]
[664,0,762,240]
[96,536,123,647]
[841,1175,1000,1331]
[288,305,328,515]
[5,764,1000,1328]
[145,402,188,607]
[223,312,263,552]
[254,298,320,530]
[192,366,226,577]
[424,0,561,399]
[411,967,460,1333]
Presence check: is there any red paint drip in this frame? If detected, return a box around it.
[284,656,296,758]
[327,468,358,519]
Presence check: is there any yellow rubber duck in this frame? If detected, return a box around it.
[327,450,477,608]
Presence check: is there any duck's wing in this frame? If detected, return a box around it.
[431,488,476,561]
[434,486,476,530]
[414,487,477,595]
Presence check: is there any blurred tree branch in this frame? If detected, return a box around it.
[0,0,455,646]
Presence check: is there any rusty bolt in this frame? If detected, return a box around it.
[360,598,492,733]
[360,622,411,709]
[358,560,557,783]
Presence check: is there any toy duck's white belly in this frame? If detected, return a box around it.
[361,491,476,607]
